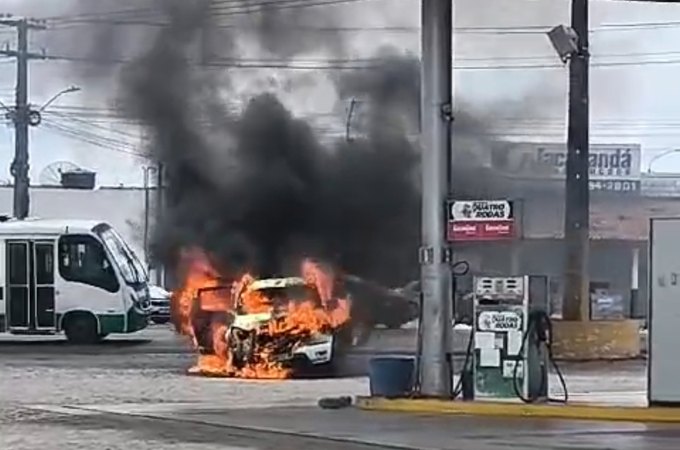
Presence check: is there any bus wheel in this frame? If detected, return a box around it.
[64,313,100,345]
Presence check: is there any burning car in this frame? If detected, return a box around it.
[224,277,342,373]
[172,249,352,379]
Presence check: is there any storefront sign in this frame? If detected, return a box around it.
[447,200,515,242]
[589,179,640,193]
[492,143,641,181]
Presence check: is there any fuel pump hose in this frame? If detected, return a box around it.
[512,310,568,404]
[451,322,474,398]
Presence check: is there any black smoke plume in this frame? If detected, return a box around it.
[45,0,524,286]
[120,0,421,286]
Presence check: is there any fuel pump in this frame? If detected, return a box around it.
[471,276,564,402]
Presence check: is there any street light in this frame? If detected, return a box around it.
[648,149,680,173]
[547,25,579,63]
[2,85,81,126]
[9,84,82,220]
[39,85,81,112]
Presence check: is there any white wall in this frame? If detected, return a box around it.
[0,186,150,261]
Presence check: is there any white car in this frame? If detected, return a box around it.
[148,285,171,324]
[224,277,338,372]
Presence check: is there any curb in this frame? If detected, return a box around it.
[355,397,680,424]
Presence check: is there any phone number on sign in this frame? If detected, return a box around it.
[589,180,640,192]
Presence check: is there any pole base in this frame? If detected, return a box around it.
[552,319,642,361]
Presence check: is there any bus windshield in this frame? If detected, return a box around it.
[95,225,148,285]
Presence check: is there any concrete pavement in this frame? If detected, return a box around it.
[0,324,670,449]
[24,403,680,449]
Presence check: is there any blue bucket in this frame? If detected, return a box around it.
[368,356,415,398]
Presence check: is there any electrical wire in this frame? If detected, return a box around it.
[44,111,145,140]
[46,118,139,149]
[36,50,680,70]
[31,103,680,127]
[45,0,374,24]
[37,0,680,36]
[36,109,680,142]
[40,120,149,159]
[43,11,680,35]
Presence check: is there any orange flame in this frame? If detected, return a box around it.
[171,250,351,379]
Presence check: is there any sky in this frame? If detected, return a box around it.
[0,0,678,186]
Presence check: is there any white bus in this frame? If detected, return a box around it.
[0,218,151,344]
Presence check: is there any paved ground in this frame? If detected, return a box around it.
[0,325,672,449]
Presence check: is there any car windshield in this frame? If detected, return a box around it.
[96,225,147,284]
[252,284,319,309]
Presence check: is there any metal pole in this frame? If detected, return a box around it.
[345,98,356,142]
[156,162,165,287]
[143,167,152,268]
[12,19,29,220]
[418,0,453,397]
[563,0,590,321]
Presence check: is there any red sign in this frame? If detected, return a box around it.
[446,200,516,242]
[447,220,515,241]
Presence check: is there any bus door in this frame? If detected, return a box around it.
[7,240,57,331]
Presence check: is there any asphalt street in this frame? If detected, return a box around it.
[0,325,676,450]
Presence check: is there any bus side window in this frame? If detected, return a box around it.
[58,235,120,293]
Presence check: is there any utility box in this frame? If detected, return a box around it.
[648,218,680,406]
[472,276,549,401]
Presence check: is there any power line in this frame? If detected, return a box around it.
[46,118,139,149]
[43,17,680,35]
[41,120,148,159]
[45,0,373,23]
[601,20,680,30]
[210,0,380,16]
[44,111,142,139]
[34,102,680,128]
[38,52,680,70]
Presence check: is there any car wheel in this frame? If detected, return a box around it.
[151,317,170,325]
[64,313,100,345]
[382,320,404,330]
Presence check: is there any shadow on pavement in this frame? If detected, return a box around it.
[0,338,154,354]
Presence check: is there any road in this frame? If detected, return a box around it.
[0,325,677,449]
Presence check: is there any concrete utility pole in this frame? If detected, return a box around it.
[418,0,453,397]
[156,162,165,287]
[562,0,591,321]
[0,17,46,220]
[142,165,157,267]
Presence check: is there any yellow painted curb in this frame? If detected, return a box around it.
[355,397,680,424]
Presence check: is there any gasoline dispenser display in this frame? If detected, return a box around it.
[472,276,550,402]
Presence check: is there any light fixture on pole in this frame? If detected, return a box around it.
[647,149,680,173]
[39,85,81,112]
[547,25,579,63]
